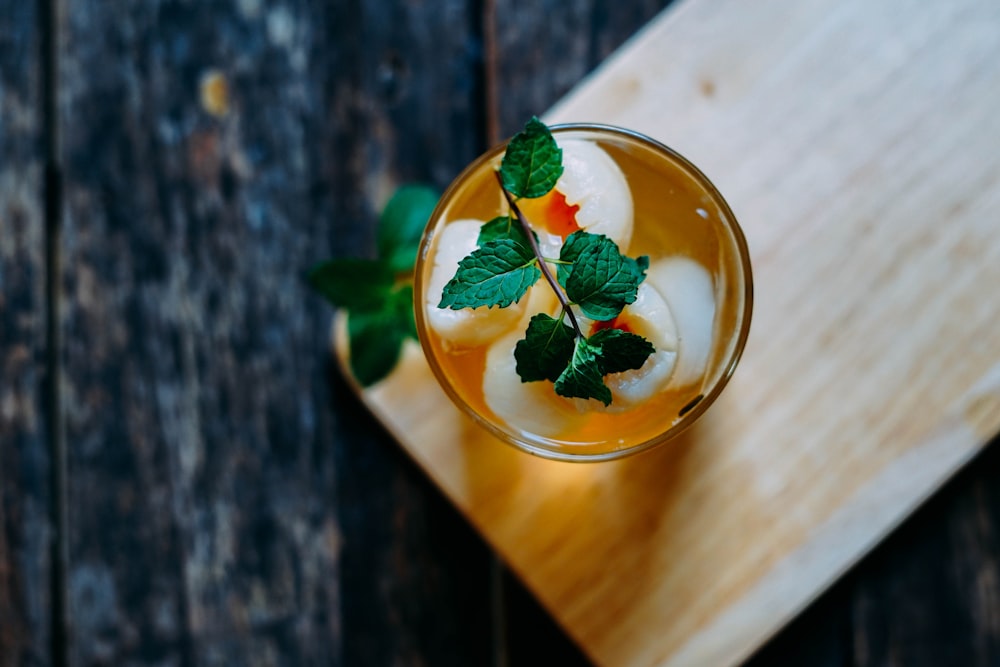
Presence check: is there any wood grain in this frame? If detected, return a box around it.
[848,437,1000,666]
[7,0,998,664]
[57,1,490,664]
[0,2,50,665]
[354,0,1000,665]
[746,433,1000,666]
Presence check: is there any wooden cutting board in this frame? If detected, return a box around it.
[345,0,1000,664]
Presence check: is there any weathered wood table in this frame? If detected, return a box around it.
[2,1,999,665]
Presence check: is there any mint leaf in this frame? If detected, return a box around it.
[557,232,649,293]
[554,338,612,405]
[514,313,576,382]
[377,185,440,273]
[564,234,645,321]
[347,285,416,386]
[438,239,541,310]
[500,117,564,199]
[589,328,655,374]
[307,258,394,311]
[478,215,536,250]
[556,230,601,286]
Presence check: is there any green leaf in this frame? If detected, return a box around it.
[564,234,644,321]
[438,239,541,310]
[391,283,418,339]
[307,258,394,311]
[377,185,440,273]
[589,328,655,374]
[347,284,416,386]
[500,117,564,199]
[556,230,601,286]
[478,215,536,250]
[557,232,648,292]
[554,338,612,405]
[514,313,576,382]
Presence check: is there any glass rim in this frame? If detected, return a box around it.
[413,122,753,462]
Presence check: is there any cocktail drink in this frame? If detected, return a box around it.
[413,121,752,461]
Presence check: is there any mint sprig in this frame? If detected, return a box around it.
[516,320,655,406]
[309,185,439,387]
[439,118,656,405]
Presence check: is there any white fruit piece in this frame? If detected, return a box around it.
[482,331,577,438]
[523,139,634,257]
[580,281,680,410]
[558,140,633,249]
[426,219,529,346]
[645,257,717,388]
[514,279,561,330]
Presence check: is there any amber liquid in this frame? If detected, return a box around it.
[418,131,748,456]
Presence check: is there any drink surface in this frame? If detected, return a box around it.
[415,127,750,459]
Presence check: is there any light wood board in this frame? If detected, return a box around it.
[347,0,1000,664]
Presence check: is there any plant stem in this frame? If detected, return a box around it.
[496,172,584,338]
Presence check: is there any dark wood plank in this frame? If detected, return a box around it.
[58,0,491,665]
[501,567,591,666]
[333,381,494,666]
[48,0,1000,664]
[847,437,1000,667]
[743,576,852,667]
[0,2,51,665]
[493,0,674,139]
[320,0,496,662]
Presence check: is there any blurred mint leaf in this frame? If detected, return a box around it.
[307,258,394,311]
[589,328,654,374]
[554,338,612,405]
[347,285,416,386]
[309,184,441,388]
[514,313,576,382]
[377,185,440,273]
[438,239,541,310]
[500,117,564,199]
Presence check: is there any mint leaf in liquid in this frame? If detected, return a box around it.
[514,313,576,382]
[478,215,537,250]
[589,327,655,374]
[554,338,613,405]
[564,235,645,321]
[438,239,541,310]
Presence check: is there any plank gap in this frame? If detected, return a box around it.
[38,0,67,663]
